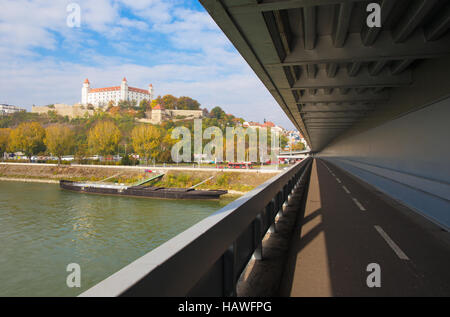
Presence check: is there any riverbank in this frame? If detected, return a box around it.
[0,177,59,184]
[0,163,280,195]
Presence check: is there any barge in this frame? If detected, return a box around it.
[59,180,227,200]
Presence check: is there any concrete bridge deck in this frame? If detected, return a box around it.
[239,159,450,296]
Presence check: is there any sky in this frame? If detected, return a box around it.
[0,0,295,129]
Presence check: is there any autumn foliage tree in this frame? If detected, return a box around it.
[131,124,162,163]
[44,124,75,164]
[88,121,121,156]
[8,122,45,160]
[0,128,11,156]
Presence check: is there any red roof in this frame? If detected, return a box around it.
[84,78,90,84]
[129,87,150,95]
[122,77,127,82]
[88,86,150,94]
[153,104,164,110]
[263,121,275,127]
[89,86,120,93]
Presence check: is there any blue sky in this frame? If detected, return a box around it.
[0,0,295,129]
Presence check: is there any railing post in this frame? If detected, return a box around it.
[268,200,276,233]
[252,212,263,260]
[276,191,283,217]
[223,243,237,297]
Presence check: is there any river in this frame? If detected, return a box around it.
[0,181,235,296]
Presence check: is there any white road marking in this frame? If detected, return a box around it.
[374,225,410,260]
[342,186,351,194]
[352,197,366,211]
[336,178,342,183]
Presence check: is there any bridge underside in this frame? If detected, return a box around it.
[201,0,450,229]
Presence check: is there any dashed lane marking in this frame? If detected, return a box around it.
[352,197,366,211]
[374,225,410,260]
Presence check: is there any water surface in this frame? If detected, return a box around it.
[0,181,234,296]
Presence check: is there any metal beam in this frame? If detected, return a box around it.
[300,104,375,111]
[392,0,439,43]
[278,31,450,65]
[390,59,414,75]
[306,64,317,78]
[300,109,370,113]
[347,62,362,76]
[326,63,338,77]
[303,6,317,50]
[361,0,397,46]
[303,114,366,119]
[424,4,450,41]
[292,67,412,89]
[228,0,367,13]
[333,3,354,48]
[369,60,388,76]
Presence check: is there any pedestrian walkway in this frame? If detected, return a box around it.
[279,159,450,296]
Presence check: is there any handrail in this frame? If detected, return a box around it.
[80,158,312,297]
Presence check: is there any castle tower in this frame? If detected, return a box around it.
[148,84,154,101]
[81,78,90,104]
[120,77,128,101]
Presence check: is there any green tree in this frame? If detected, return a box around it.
[44,124,75,164]
[210,106,226,120]
[88,121,122,156]
[8,122,45,160]
[139,99,151,111]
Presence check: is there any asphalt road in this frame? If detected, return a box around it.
[280,158,450,296]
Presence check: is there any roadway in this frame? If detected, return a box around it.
[279,158,450,296]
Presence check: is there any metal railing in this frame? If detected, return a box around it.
[80,158,312,297]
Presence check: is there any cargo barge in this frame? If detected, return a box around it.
[59,180,227,200]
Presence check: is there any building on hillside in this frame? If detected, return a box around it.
[0,104,26,116]
[31,103,94,119]
[137,103,204,125]
[81,77,153,108]
[243,120,284,133]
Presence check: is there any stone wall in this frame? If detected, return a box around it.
[31,104,94,118]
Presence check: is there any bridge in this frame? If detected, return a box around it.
[278,150,310,159]
[80,0,450,297]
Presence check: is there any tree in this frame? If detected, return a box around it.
[88,121,121,156]
[138,99,151,118]
[161,95,178,109]
[139,99,151,111]
[131,124,162,163]
[210,106,226,120]
[291,142,305,151]
[176,96,201,110]
[0,128,11,157]
[8,122,45,160]
[44,124,75,164]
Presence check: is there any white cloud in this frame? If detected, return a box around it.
[0,0,295,129]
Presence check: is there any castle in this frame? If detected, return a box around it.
[81,77,153,108]
[31,78,204,123]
